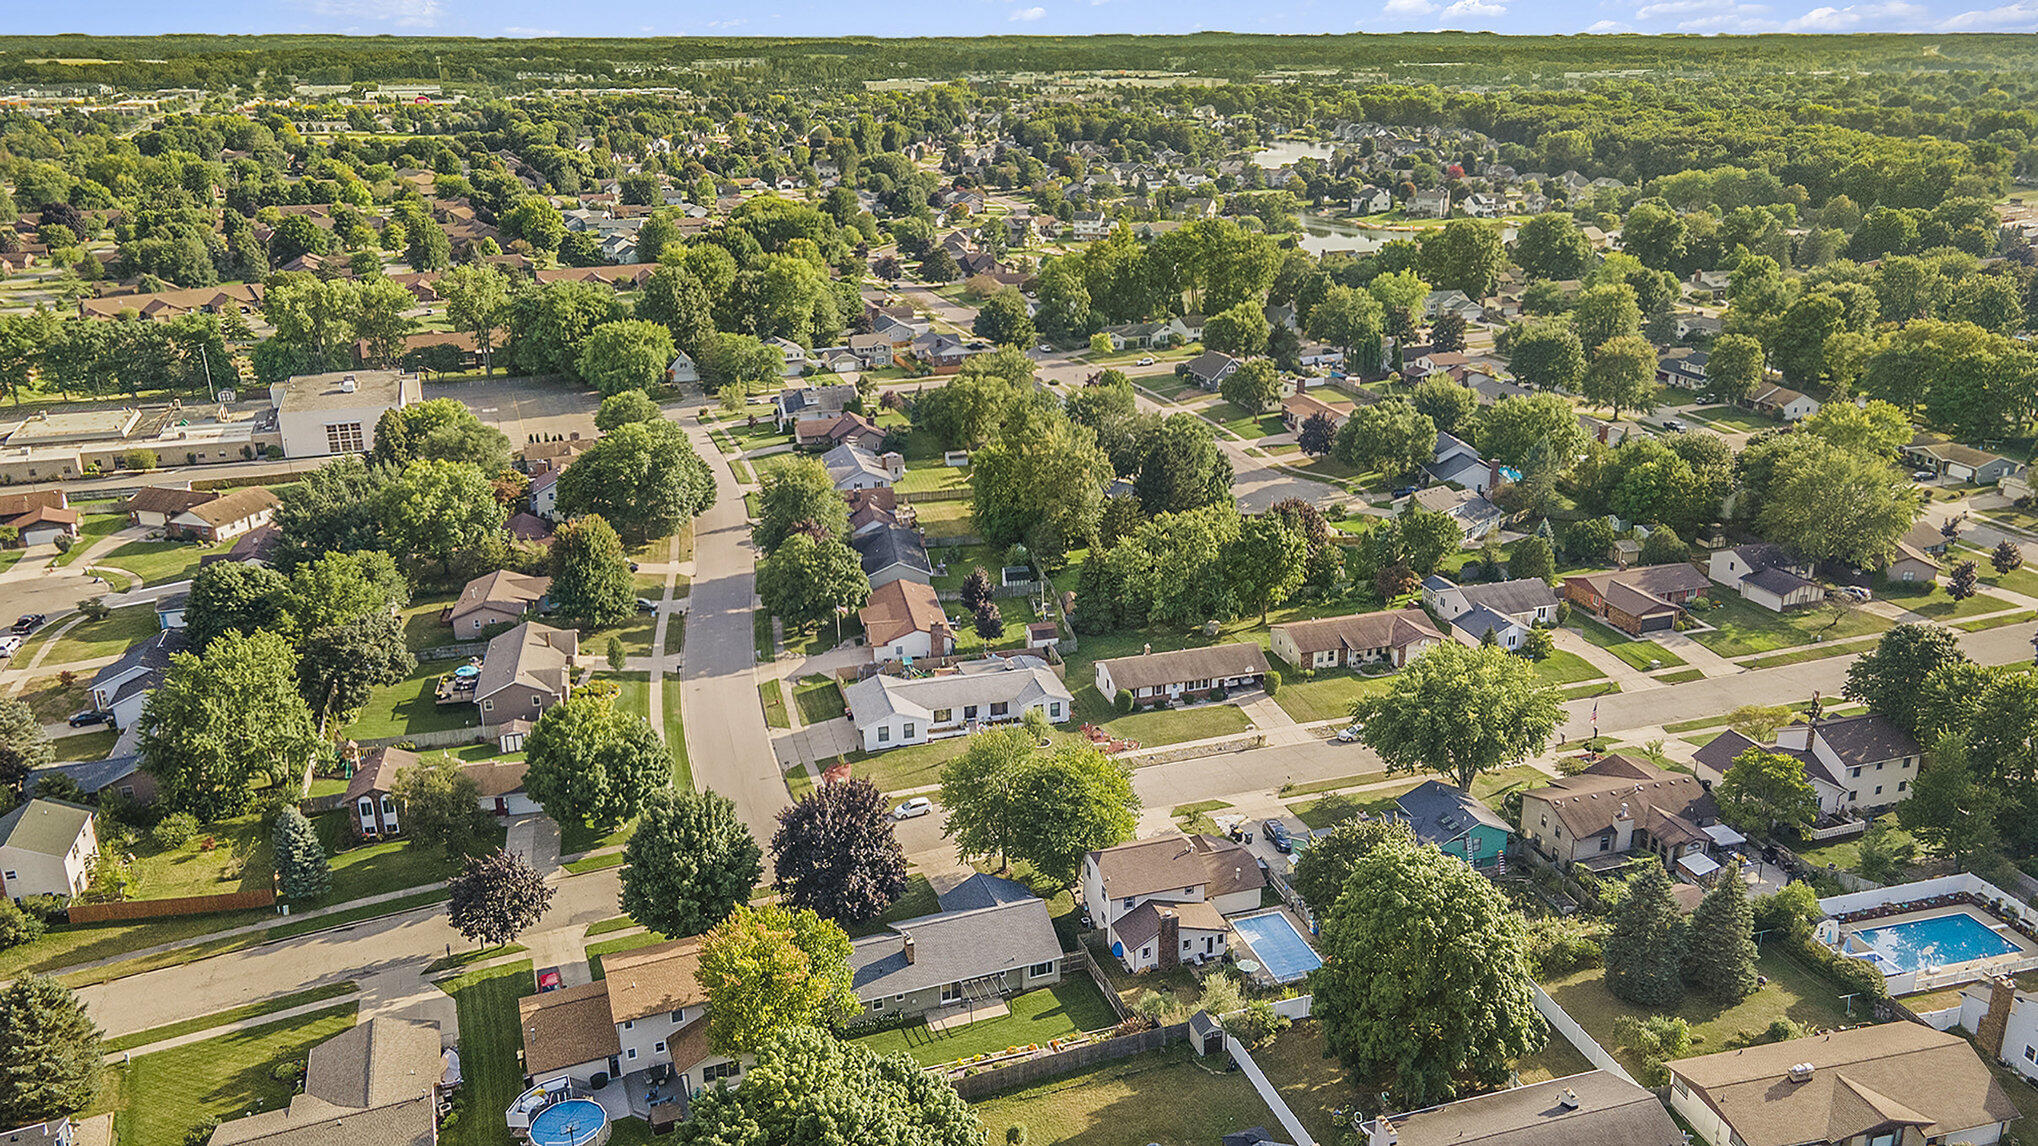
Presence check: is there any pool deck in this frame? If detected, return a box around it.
[1842,904,2038,973]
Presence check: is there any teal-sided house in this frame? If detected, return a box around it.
[1394,779,1513,873]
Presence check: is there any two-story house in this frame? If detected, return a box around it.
[0,799,98,900]
[1562,563,1712,636]
[1519,756,1720,872]
[473,622,577,731]
[1690,713,1922,818]
[1391,780,1513,873]
[1708,544,1822,612]
[1421,575,1559,652]
[517,937,743,1102]
[1082,834,1265,973]
[89,630,188,729]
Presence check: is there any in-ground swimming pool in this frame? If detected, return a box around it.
[528,1098,609,1146]
[1230,911,1323,983]
[1852,911,2021,975]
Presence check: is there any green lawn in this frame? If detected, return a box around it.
[342,657,481,740]
[0,906,274,981]
[1271,669,1398,723]
[969,1043,1278,1146]
[437,961,534,1146]
[1065,685,1255,747]
[663,677,691,790]
[1539,946,1864,1079]
[127,810,273,898]
[1530,648,1606,687]
[844,874,942,939]
[913,499,976,540]
[897,465,970,495]
[1901,590,2013,622]
[1687,404,1778,432]
[792,676,846,724]
[854,977,1120,1066]
[52,512,127,567]
[105,982,361,1053]
[105,1003,359,1146]
[51,727,118,761]
[578,609,658,660]
[1686,593,1893,658]
[1571,620,1686,670]
[27,604,161,667]
[315,809,497,902]
[99,537,230,586]
[1208,401,1288,440]
[760,679,790,728]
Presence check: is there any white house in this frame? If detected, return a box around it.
[89,630,187,730]
[667,349,699,384]
[1707,543,1822,612]
[269,369,421,459]
[842,656,1072,753]
[1691,713,1922,818]
[1081,834,1265,973]
[529,469,560,521]
[0,799,98,900]
[822,443,904,491]
[1421,575,1559,651]
[858,580,953,664]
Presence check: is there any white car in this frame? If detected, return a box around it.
[1335,724,1364,743]
[0,635,20,659]
[892,797,933,821]
[1136,357,1155,366]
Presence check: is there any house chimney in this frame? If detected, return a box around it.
[903,936,915,964]
[1557,1088,1579,1109]
[1157,908,1181,972]
[1980,976,2019,1059]
[1367,1117,1398,1146]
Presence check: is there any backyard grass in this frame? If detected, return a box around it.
[105,982,361,1052]
[1539,946,1864,1079]
[968,1042,1279,1146]
[1571,620,1686,670]
[792,675,846,724]
[897,465,970,495]
[26,603,159,667]
[437,961,534,1146]
[342,657,480,739]
[105,1003,359,1146]
[759,678,790,728]
[1686,593,1892,658]
[126,809,273,897]
[315,809,495,902]
[845,874,942,939]
[1270,670,1397,723]
[854,977,1120,1066]
[50,727,118,760]
[99,537,230,586]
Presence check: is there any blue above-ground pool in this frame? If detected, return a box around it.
[1853,911,2022,975]
[1230,911,1324,984]
[528,1099,609,1146]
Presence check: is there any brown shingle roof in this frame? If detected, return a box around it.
[601,936,707,1022]
[1272,610,1441,658]
[124,486,214,518]
[859,580,953,649]
[1087,834,1265,901]
[448,570,550,625]
[1521,756,1716,843]
[518,981,621,1075]
[344,746,417,802]
[179,486,279,528]
[1112,899,1228,950]
[1095,644,1270,693]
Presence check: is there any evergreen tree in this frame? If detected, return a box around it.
[1602,862,1687,1006]
[271,805,330,902]
[1683,860,1759,1003]
[0,976,102,1128]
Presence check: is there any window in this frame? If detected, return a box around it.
[871,998,883,1011]
[940,983,963,1003]
[654,1041,667,1054]
[325,422,365,453]
[1899,781,1909,792]
[877,727,890,743]
[358,798,374,817]
[1028,961,1055,977]
[2,871,13,882]
[1874,785,1883,796]
[703,1061,741,1082]
[623,1020,634,1030]
[1876,761,1884,771]
[903,723,915,739]
[1049,702,1062,719]
[990,702,1009,717]
[670,1010,685,1023]
[963,705,978,719]
[531,695,542,707]
[2025,1045,2035,1064]
[380,796,396,815]
[625,1048,637,1061]
[1598,834,1611,852]
[1847,790,1858,801]
[933,708,951,723]
[483,699,493,712]
[1849,767,1862,779]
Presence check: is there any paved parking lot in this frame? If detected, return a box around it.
[427,376,599,446]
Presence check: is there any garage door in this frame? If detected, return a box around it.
[1637,613,1675,633]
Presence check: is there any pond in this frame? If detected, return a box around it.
[1252,141,1341,169]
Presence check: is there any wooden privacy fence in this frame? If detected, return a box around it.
[946,1022,1187,1100]
[68,886,275,924]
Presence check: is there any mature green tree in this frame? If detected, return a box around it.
[438,263,511,375]
[636,264,717,358]
[184,562,290,652]
[0,975,102,1128]
[1399,507,1464,575]
[271,805,330,902]
[522,693,673,831]
[1417,218,1505,299]
[1621,200,1688,271]
[377,459,507,574]
[696,332,786,395]
[1753,438,1920,570]
[1132,413,1233,517]
[578,319,676,397]
[1715,748,1821,837]
[448,847,553,949]
[1370,268,1431,342]
[503,198,567,252]
[272,456,388,572]
[1473,393,1588,468]
[680,1028,980,1146]
[968,400,1113,565]
[138,630,320,820]
[1352,643,1561,790]
[503,279,628,380]
[550,515,635,626]
[1513,213,1593,282]
[1846,625,1968,736]
[1305,284,1384,373]
[0,698,54,791]
[753,457,850,551]
[756,534,870,631]
[621,788,763,940]
[1508,323,1587,393]
[371,397,513,474]
[1313,840,1545,1107]
[1582,334,1657,420]
[1203,301,1271,359]
[391,755,490,858]
[696,904,859,1056]
[1220,358,1283,414]
[1639,526,1687,565]
[937,728,1034,869]
[1332,398,1436,481]
[596,390,664,433]
[771,778,909,924]
[1410,375,1477,436]
[1900,734,2005,871]
[1508,536,1556,583]
[1701,333,1765,404]
[286,550,408,634]
[1570,283,1642,354]
[972,286,1037,348]
[1226,515,1308,622]
[295,611,415,726]
[1006,744,1140,884]
[556,420,715,544]
[1683,860,1758,1003]
[1602,863,1687,1006]
[1289,817,1414,916]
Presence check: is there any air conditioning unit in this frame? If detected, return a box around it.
[1787,1062,1815,1083]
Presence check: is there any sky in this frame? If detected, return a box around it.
[6,0,2038,40]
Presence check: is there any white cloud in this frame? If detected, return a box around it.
[1781,0,1924,28]
[1940,0,2038,26]
[500,25,561,36]
[1438,0,1506,17]
[704,17,747,27]
[1633,0,1762,18]
[304,0,440,26]
[1585,18,1634,28]
[1011,5,1047,17]
[1382,0,1437,14]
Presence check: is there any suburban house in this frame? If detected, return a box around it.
[1270,610,1442,671]
[1669,1025,2017,1146]
[858,579,954,663]
[517,937,743,1110]
[1391,780,1512,873]
[342,744,415,839]
[1280,391,1346,434]
[850,886,1065,1019]
[207,1018,445,1146]
[464,757,537,816]
[473,622,578,728]
[1363,1070,1683,1146]
[795,412,886,453]
[1562,563,1712,636]
[1421,576,1559,652]
[447,570,549,636]
[1351,186,1393,214]
[1885,540,1941,586]
[1656,347,1710,391]
[847,332,896,369]
[850,526,935,590]
[1945,975,2038,1089]
[0,799,98,900]
[822,443,904,491]
[270,369,421,458]
[90,630,188,729]
[842,655,1072,752]
[0,1119,75,1146]
[1691,712,1922,818]
[1708,543,1822,611]
[666,349,698,384]
[520,438,592,475]
[122,486,211,529]
[773,382,859,430]
[1519,756,1720,872]
[528,469,561,521]
[1184,351,1240,390]
[1743,381,1821,422]
[0,490,78,547]
[1093,644,1271,709]
[147,486,281,543]
[1426,431,1504,496]
[25,755,155,806]
[1409,485,1507,542]
[1082,834,1265,973]
[1905,434,2027,485]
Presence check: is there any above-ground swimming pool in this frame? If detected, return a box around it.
[1230,911,1323,983]
[1852,911,2022,975]
[527,1098,609,1146]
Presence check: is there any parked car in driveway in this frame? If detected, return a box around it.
[893,797,933,820]
[1335,724,1364,743]
[1262,818,1293,853]
[637,598,659,613]
[67,709,112,728]
[1913,470,1937,482]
